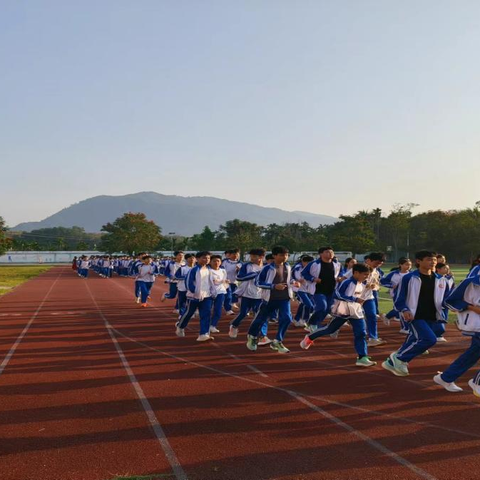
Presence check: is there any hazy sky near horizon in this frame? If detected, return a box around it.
[1,0,480,226]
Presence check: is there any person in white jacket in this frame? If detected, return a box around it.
[175,251,216,342]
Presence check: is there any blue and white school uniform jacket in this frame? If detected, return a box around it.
[185,265,216,300]
[301,259,341,295]
[290,262,303,293]
[394,270,449,322]
[444,276,480,334]
[136,264,156,283]
[221,259,241,285]
[331,278,366,318]
[175,265,192,292]
[467,265,480,278]
[380,271,408,299]
[235,262,263,299]
[164,261,185,283]
[255,263,293,302]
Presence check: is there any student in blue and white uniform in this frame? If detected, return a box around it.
[209,255,229,333]
[434,261,454,342]
[434,274,480,396]
[301,247,342,332]
[229,248,269,342]
[78,256,91,278]
[339,257,357,280]
[131,253,146,303]
[136,255,156,307]
[358,252,387,347]
[292,255,315,327]
[175,254,196,316]
[246,246,300,354]
[162,251,185,309]
[382,250,449,377]
[300,263,377,367]
[222,249,241,314]
[380,257,412,333]
[175,251,216,342]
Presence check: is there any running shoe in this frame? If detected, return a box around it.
[433,373,463,392]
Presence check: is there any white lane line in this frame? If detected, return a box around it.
[211,343,269,378]
[109,328,444,480]
[85,283,188,480]
[0,269,63,376]
[287,390,438,480]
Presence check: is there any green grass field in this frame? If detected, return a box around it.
[377,264,470,323]
[0,265,53,296]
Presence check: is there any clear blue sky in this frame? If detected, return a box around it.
[1,0,479,227]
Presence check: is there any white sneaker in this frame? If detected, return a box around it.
[209,326,220,334]
[258,336,273,346]
[173,309,179,314]
[226,310,235,316]
[175,323,185,337]
[135,297,141,304]
[196,334,212,342]
[292,320,303,327]
[399,328,410,335]
[330,330,339,339]
[436,336,447,342]
[229,325,239,338]
[468,379,480,397]
[433,373,463,392]
[367,338,387,347]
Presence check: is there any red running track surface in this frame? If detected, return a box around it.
[0,266,479,480]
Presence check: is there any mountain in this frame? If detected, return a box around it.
[13,192,337,236]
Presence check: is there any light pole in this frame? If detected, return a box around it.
[168,232,175,255]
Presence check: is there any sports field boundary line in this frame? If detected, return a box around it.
[0,267,64,376]
[85,282,188,480]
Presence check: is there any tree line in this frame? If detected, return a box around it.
[2,202,480,262]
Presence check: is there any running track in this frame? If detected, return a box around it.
[1,267,479,480]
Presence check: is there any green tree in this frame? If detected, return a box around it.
[189,226,218,251]
[218,219,263,255]
[328,214,377,254]
[0,216,11,255]
[100,212,162,254]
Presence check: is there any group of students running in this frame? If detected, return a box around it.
[73,246,480,399]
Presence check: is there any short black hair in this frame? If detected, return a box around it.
[249,248,266,256]
[174,250,184,257]
[368,252,386,262]
[318,246,334,254]
[271,245,289,255]
[415,250,437,260]
[196,251,211,258]
[226,248,240,254]
[265,253,274,261]
[210,254,222,261]
[185,253,194,260]
[398,257,410,265]
[353,263,370,274]
[301,255,314,262]
[436,262,447,270]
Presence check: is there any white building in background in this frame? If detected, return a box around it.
[0,251,104,264]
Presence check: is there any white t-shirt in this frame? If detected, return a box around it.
[199,267,211,299]
[210,268,228,295]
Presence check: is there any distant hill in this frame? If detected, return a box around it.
[14,192,337,236]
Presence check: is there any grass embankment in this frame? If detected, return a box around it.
[0,265,53,296]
